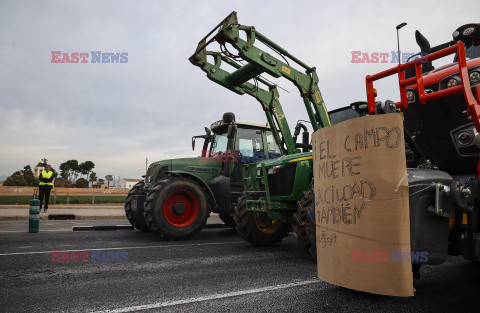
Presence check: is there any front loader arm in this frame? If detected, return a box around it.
[190,11,330,148]
[197,51,297,155]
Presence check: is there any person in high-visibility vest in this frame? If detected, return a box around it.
[39,165,54,212]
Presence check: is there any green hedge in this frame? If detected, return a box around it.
[0,195,126,205]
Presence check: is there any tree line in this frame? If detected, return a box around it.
[3,158,115,188]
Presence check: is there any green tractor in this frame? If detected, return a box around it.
[124,114,284,240]
[190,12,362,249]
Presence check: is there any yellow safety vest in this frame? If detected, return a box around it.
[39,170,54,186]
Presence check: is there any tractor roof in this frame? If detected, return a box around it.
[236,120,270,129]
[210,119,271,132]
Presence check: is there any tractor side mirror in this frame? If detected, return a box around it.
[202,128,212,158]
[205,127,212,139]
[192,135,206,151]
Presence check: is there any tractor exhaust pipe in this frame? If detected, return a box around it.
[293,122,310,152]
[415,30,434,73]
[302,131,310,153]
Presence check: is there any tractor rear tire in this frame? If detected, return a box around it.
[124,181,150,232]
[234,193,289,246]
[144,176,208,240]
[293,188,317,260]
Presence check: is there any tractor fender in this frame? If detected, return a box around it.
[166,171,218,212]
[209,176,231,216]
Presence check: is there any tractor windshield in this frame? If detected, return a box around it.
[329,107,362,125]
[266,131,282,157]
[236,128,264,160]
[465,42,480,60]
[454,42,480,61]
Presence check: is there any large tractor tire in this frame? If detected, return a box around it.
[293,188,317,260]
[210,175,236,228]
[234,193,290,246]
[124,181,150,232]
[144,176,209,240]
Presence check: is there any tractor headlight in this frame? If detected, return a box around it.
[447,77,459,88]
[453,30,460,38]
[463,27,475,37]
[470,70,480,83]
[406,88,415,103]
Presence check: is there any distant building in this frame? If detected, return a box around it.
[115,178,142,189]
[92,183,109,189]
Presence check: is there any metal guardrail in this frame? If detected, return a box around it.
[366,41,480,132]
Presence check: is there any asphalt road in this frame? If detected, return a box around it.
[1,219,479,313]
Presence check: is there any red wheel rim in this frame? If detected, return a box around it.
[163,189,199,227]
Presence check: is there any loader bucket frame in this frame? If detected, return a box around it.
[189,11,331,156]
[365,40,480,181]
[366,41,480,131]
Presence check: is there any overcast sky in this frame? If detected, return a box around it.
[0,0,478,180]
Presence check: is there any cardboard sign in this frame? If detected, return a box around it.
[312,113,413,297]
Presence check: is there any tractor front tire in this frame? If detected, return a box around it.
[293,188,317,260]
[144,177,208,240]
[124,181,150,232]
[234,193,289,246]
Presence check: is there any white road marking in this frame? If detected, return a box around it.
[0,225,131,233]
[93,279,322,313]
[0,230,69,233]
[0,241,242,256]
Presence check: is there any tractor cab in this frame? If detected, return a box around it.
[192,112,282,168]
[205,113,282,188]
[207,116,282,166]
